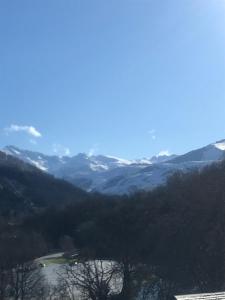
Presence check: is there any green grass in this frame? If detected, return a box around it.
[41,256,78,266]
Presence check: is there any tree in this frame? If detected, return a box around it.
[57,260,121,300]
[8,261,48,300]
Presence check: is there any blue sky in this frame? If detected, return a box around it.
[1,0,225,159]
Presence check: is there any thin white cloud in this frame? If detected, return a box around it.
[148,129,156,140]
[4,124,42,138]
[157,150,170,157]
[53,144,71,157]
[88,144,99,156]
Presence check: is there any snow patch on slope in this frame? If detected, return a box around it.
[214,142,225,151]
[27,158,48,172]
[104,155,133,165]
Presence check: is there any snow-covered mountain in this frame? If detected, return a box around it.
[3,140,225,195]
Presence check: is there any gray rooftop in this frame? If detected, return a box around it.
[175,292,225,300]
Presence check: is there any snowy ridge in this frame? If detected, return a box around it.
[3,140,225,195]
[214,141,225,151]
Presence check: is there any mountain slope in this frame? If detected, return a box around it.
[3,146,154,192]
[170,140,225,164]
[0,151,87,218]
[99,140,225,194]
[3,140,225,195]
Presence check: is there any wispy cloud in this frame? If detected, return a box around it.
[88,144,99,156]
[148,129,156,140]
[157,150,170,157]
[53,143,71,157]
[4,124,42,138]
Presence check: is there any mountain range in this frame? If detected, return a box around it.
[3,139,225,195]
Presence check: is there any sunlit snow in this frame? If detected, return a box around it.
[214,142,225,151]
[27,158,48,171]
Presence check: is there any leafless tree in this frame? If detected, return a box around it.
[8,261,48,300]
[0,266,10,300]
[57,260,121,300]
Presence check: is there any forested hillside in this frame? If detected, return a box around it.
[0,151,87,218]
[25,160,225,298]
